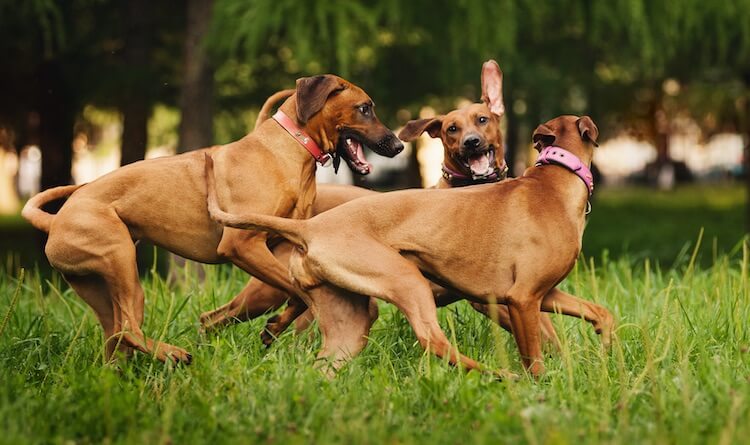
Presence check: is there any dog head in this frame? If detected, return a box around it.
[532,115,599,164]
[293,74,404,175]
[398,60,505,179]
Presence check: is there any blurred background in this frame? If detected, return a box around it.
[0,0,748,269]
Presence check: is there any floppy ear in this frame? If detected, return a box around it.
[577,115,599,147]
[398,117,443,142]
[481,59,504,117]
[532,123,556,151]
[295,75,345,124]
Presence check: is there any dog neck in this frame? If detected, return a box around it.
[440,155,508,187]
[535,146,593,196]
[530,145,592,216]
[272,110,332,167]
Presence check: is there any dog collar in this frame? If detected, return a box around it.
[272,110,332,167]
[535,146,594,196]
[441,161,508,186]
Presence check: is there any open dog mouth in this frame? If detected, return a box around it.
[337,133,372,175]
[460,147,496,177]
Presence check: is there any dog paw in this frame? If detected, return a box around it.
[260,328,277,347]
[261,315,281,347]
[160,346,193,365]
[493,369,521,382]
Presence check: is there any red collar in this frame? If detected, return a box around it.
[272,110,332,166]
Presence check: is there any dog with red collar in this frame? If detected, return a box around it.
[201,60,561,352]
[22,74,403,364]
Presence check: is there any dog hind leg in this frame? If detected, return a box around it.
[200,278,289,332]
[201,242,295,333]
[64,274,132,361]
[309,286,377,377]
[99,241,192,364]
[313,241,498,375]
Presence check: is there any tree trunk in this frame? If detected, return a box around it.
[120,0,151,165]
[121,100,149,166]
[646,92,675,189]
[178,0,215,153]
[38,60,74,192]
[169,0,216,282]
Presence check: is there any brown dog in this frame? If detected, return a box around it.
[21,74,403,363]
[205,115,614,377]
[200,61,560,349]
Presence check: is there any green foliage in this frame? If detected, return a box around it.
[209,0,380,77]
[1,241,749,444]
[5,0,750,146]
[0,0,65,57]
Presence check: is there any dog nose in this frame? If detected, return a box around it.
[463,136,481,149]
[393,140,404,154]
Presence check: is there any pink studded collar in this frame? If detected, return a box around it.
[535,146,594,196]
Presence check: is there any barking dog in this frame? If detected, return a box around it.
[22,74,403,363]
[205,115,613,377]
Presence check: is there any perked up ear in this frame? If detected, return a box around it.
[577,116,599,147]
[397,117,443,142]
[481,59,504,117]
[532,123,556,151]
[295,75,345,124]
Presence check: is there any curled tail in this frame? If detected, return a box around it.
[21,184,82,233]
[255,89,295,130]
[204,153,308,249]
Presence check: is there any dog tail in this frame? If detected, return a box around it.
[255,89,295,130]
[204,153,308,249]
[21,184,82,233]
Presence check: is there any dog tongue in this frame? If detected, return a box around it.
[354,141,372,173]
[468,153,490,175]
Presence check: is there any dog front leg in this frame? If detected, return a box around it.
[506,290,545,377]
[540,287,614,348]
[201,241,296,332]
[200,278,290,332]
[219,228,300,296]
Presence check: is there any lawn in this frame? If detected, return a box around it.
[583,185,746,265]
[0,185,748,444]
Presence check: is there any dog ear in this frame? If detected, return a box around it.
[481,59,504,117]
[295,75,345,124]
[577,116,599,147]
[532,123,556,151]
[398,117,443,142]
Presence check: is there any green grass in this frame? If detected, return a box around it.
[1,240,749,444]
[583,185,745,265]
[0,184,748,444]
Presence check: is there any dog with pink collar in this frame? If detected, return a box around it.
[205,114,615,378]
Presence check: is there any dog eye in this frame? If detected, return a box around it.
[358,104,371,116]
[478,116,488,124]
[447,125,458,133]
